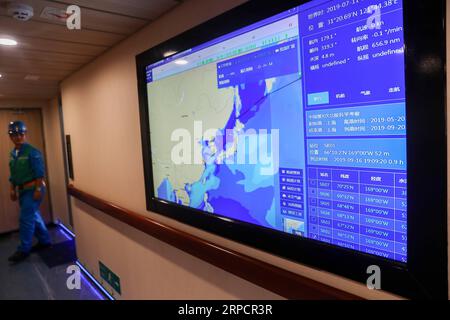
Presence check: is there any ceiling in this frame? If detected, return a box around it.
[0,0,182,100]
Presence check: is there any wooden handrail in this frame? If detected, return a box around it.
[68,185,362,300]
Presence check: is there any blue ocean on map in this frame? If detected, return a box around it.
[157,72,302,230]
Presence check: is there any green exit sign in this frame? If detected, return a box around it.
[99,261,121,295]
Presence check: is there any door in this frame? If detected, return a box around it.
[0,109,52,234]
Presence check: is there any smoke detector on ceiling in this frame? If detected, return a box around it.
[7,3,34,21]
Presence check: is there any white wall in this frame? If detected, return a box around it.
[42,98,71,227]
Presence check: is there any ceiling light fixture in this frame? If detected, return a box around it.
[0,38,18,46]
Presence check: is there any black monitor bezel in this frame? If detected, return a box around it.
[136,0,447,299]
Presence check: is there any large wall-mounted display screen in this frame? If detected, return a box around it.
[145,0,407,263]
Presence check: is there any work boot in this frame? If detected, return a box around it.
[8,251,30,263]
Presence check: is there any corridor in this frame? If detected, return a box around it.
[0,226,104,300]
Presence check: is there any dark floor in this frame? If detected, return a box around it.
[0,226,104,300]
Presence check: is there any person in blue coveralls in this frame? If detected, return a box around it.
[7,121,52,263]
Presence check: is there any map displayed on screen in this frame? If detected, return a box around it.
[145,0,407,263]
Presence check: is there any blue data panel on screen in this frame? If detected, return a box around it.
[300,0,405,108]
[300,0,407,263]
[146,0,407,263]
